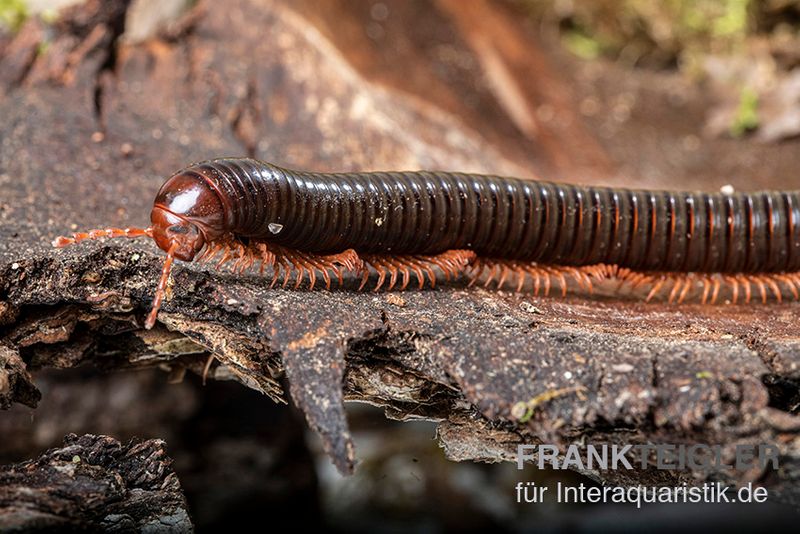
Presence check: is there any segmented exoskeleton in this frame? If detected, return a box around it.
[54,158,800,328]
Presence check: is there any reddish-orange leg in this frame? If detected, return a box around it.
[616,270,799,304]
[469,259,800,304]
[469,259,599,296]
[146,241,178,329]
[359,250,477,291]
[198,237,363,290]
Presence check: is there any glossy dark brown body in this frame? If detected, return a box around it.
[162,157,800,273]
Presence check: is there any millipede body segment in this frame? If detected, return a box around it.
[53,158,800,329]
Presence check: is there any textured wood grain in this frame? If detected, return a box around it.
[0,433,191,531]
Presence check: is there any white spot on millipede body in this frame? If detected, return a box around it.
[268,223,283,234]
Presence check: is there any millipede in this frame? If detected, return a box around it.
[53,157,800,329]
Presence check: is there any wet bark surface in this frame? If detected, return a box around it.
[2,0,800,523]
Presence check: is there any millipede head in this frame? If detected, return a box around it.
[149,207,207,262]
[52,170,229,332]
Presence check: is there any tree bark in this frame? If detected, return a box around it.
[0,433,191,531]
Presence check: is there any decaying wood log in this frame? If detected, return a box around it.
[0,433,191,531]
[2,0,800,520]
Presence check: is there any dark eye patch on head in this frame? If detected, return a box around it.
[168,225,190,234]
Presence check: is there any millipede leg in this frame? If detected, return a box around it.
[777,275,799,300]
[573,268,594,293]
[727,276,740,304]
[764,277,782,303]
[203,238,362,290]
[701,278,712,304]
[532,270,542,296]
[464,260,800,305]
[467,262,485,287]
[411,257,438,288]
[740,275,753,304]
[482,262,500,288]
[268,258,281,287]
[710,278,721,304]
[373,260,389,291]
[676,277,693,304]
[515,265,527,292]
[384,256,413,290]
[496,264,513,289]
[281,260,294,288]
[553,270,568,297]
[469,259,611,297]
[358,267,371,291]
[359,249,476,291]
[645,277,667,302]
[615,269,800,305]
[302,255,326,290]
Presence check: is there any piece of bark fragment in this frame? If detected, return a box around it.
[0,433,192,532]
